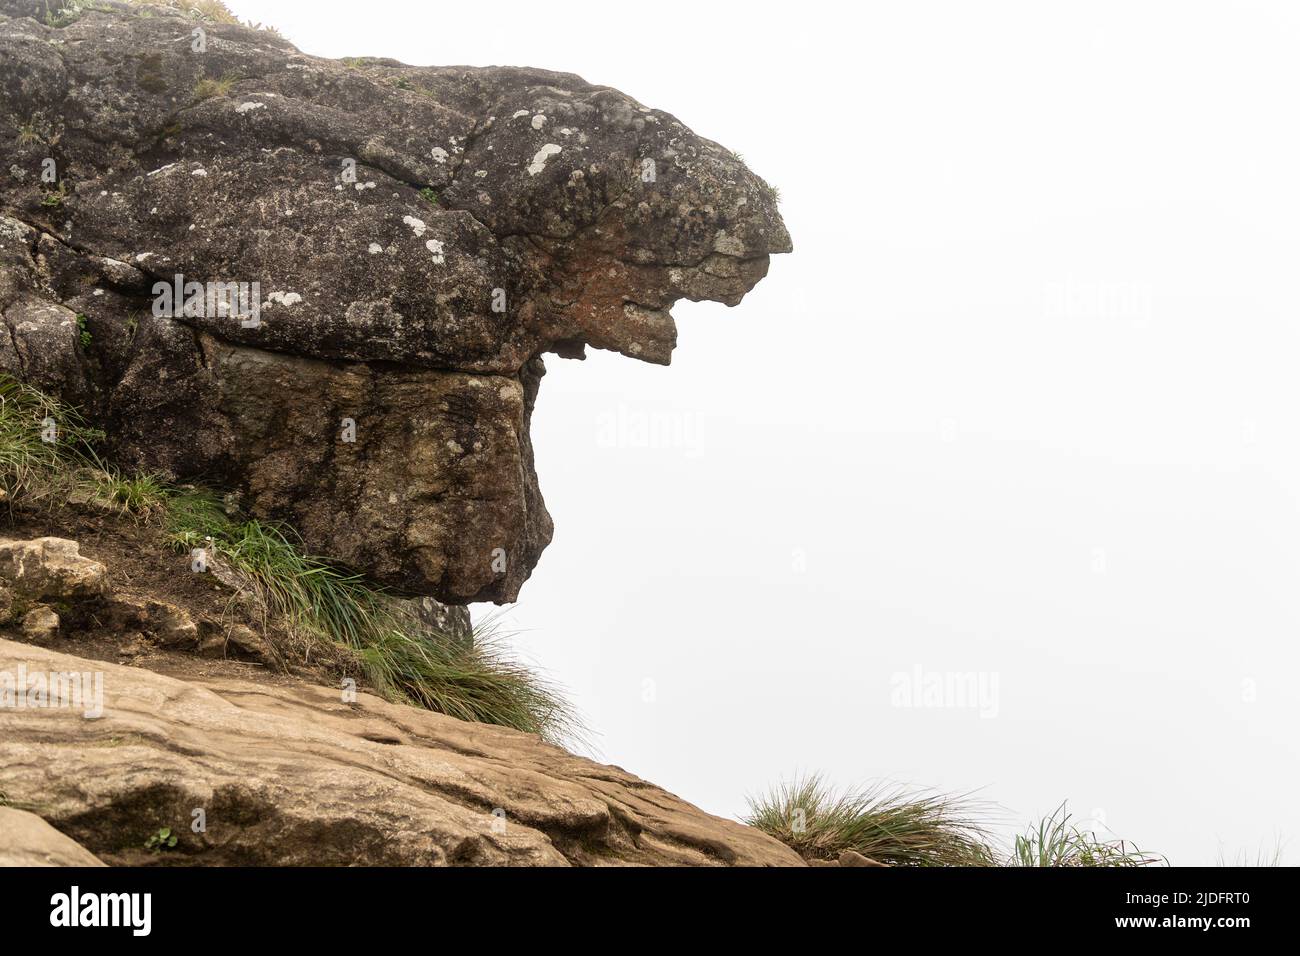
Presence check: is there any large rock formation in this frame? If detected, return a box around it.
[0,636,802,866]
[0,0,790,603]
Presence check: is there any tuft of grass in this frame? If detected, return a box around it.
[1216,838,1285,867]
[1010,803,1163,867]
[160,494,584,743]
[419,187,439,206]
[0,374,103,505]
[748,777,1168,867]
[745,773,997,866]
[0,373,584,746]
[75,313,92,350]
[193,74,236,102]
[93,470,171,519]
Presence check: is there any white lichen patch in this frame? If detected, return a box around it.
[531,114,547,130]
[368,242,383,254]
[354,181,376,191]
[713,231,747,256]
[425,239,445,264]
[474,169,488,178]
[430,146,449,164]
[235,101,265,114]
[527,144,563,176]
[191,168,208,177]
[402,215,428,237]
[512,109,530,119]
[266,291,303,308]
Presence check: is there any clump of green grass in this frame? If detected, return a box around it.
[745,773,998,866]
[748,775,1167,867]
[193,74,236,102]
[0,374,103,504]
[0,373,584,745]
[94,470,171,519]
[160,495,582,742]
[1011,803,1163,867]
[419,187,439,206]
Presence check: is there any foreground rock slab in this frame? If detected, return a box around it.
[0,638,802,866]
[0,807,106,867]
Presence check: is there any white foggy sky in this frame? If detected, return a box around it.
[225,0,1299,864]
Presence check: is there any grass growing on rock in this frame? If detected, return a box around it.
[1010,802,1163,867]
[747,773,1167,866]
[745,773,998,866]
[0,374,583,745]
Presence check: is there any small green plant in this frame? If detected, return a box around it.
[340,57,365,69]
[419,187,439,206]
[391,77,414,91]
[16,122,40,147]
[1011,803,1163,867]
[144,827,178,853]
[75,314,92,350]
[39,183,67,208]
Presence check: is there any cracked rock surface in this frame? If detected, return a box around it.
[0,1,790,602]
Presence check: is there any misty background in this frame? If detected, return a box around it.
[227,0,1300,864]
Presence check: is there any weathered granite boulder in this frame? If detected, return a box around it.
[0,637,803,866]
[0,536,108,623]
[0,0,789,602]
